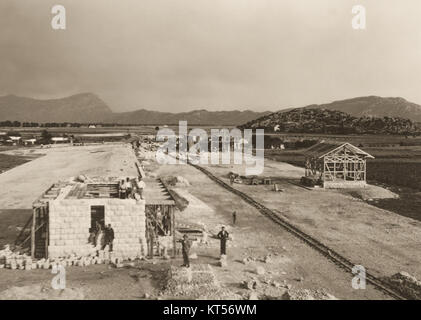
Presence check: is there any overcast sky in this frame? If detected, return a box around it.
[1,0,421,112]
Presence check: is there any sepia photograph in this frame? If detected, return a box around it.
[0,0,420,311]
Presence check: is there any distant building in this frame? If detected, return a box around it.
[304,141,374,188]
[8,136,22,145]
[51,137,69,143]
[24,138,37,145]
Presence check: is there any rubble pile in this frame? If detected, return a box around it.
[0,246,34,270]
[0,284,85,300]
[175,176,190,187]
[241,276,291,300]
[162,264,240,299]
[283,288,337,300]
[385,271,421,299]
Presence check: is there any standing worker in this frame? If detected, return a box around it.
[136,176,146,199]
[125,177,132,199]
[103,224,115,252]
[119,179,127,199]
[217,226,230,256]
[180,234,191,268]
[232,211,237,225]
[146,220,156,258]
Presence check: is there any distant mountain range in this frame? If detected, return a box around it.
[0,93,113,123]
[0,93,270,126]
[109,108,271,126]
[239,108,420,135]
[302,96,421,122]
[1,93,421,128]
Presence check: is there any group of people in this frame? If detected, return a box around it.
[180,225,231,268]
[89,222,115,252]
[119,176,146,200]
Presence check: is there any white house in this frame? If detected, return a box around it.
[51,137,69,144]
[24,138,37,145]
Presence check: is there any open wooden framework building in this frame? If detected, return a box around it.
[304,141,374,188]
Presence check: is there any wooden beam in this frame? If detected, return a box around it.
[171,206,176,258]
[45,205,49,259]
[31,207,36,259]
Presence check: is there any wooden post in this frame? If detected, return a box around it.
[31,207,36,259]
[171,206,176,257]
[45,205,49,259]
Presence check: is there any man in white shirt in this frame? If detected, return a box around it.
[136,177,146,199]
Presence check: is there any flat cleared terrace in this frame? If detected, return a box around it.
[0,144,139,209]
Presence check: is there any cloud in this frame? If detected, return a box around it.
[1,0,421,112]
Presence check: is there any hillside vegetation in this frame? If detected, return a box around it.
[239,108,420,135]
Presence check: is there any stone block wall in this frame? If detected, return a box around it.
[48,198,146,259]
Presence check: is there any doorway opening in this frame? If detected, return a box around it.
[91,205,105,232]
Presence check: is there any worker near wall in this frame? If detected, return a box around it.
[103,224,115,252]
[95,224,105,251]
[88,228,96,245]
[180,234,191,268]
[162,212,171,235]
[135,176,146,199]
[232,211,237,225]
[119,179,127,199]
[125,177,132,198]
[229,174,234,186]
[146,220,156,258]
[217,226,230,256]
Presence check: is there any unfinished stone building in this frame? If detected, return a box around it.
[28,177,147,259]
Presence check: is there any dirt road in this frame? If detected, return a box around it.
[154,162,389,299]
[201,158,421,281]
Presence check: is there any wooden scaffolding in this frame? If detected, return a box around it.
[143,178,177,258]
[304,141,374,188]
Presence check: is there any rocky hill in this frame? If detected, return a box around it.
[0,93,113,123]
[239,108,420,135]
[304,96,421,122]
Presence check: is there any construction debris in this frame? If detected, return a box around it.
[161,264,240,299]
[384,271,421,300]
[283,288,337,300]
[255,266,265,275]
[0,284,85,300]
[218,254,228,267]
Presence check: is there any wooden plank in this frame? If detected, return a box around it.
[45,205,49,259]
[172,206,176,257]
[31,207,36,259]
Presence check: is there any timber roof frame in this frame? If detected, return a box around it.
[305,141,374,159]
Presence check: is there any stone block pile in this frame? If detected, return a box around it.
[0,244,136,270]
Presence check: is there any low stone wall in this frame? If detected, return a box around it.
[48,198,146,259]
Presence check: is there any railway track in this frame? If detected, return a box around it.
[188,162,407,300]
